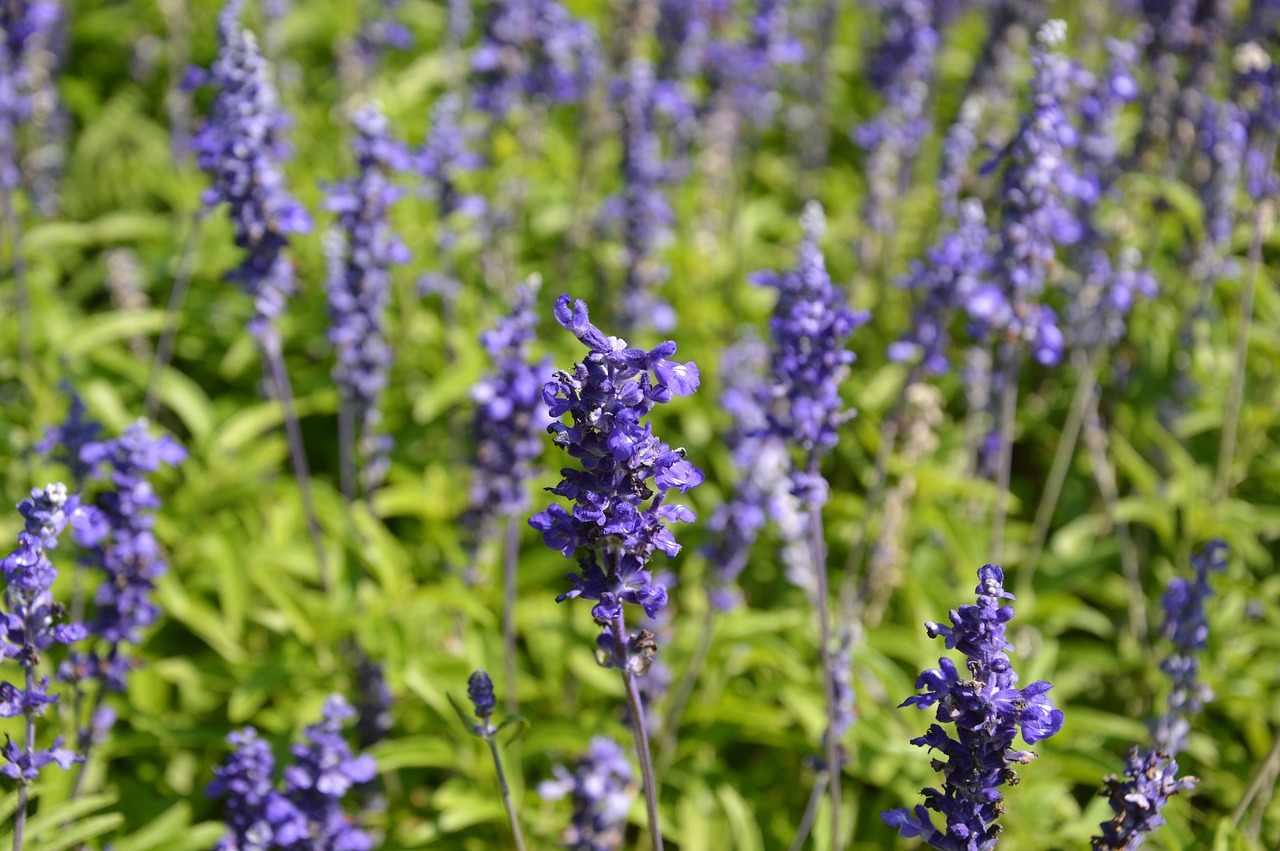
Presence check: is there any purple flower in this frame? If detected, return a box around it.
[467,669,496,721]
[881,564,1064,848]
[470,0,600,118]
[0,0,63,193]
[192,0,312,342]
[36,385,102,487]
[415,93,485,299]
[610,59,677,333]
[538,736,634,851]
[1,483,90,783]
[1092,748,1197,850]
[210,696,377,851]
[1152,540,1226,756]
[325,104,411,494]
[753,202,869,503]
[529,295,702,639]
[470,276,552,527]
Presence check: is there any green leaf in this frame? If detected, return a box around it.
[446,692,483,739]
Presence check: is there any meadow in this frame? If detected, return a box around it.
[2,0,1280,849]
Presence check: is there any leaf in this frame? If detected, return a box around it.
[446,692,483,739]
[496,714,530,745]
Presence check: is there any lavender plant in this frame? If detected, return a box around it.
[452,670,528,850]
[415,93,485,301]
[325,103,411,498]
[1093,748,1198,850]
[753,201,867,847]
[1,484,89,847]
[56,421,185,793]
[208,695,376,850]
[470,0,600,119]
[538,736,635,851]
[530,294,703,850]
[882,564,1065,848]
[192,0,327,585]
[470,276,551,711]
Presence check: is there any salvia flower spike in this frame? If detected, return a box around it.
[531,294,702,851]
[1,483,90,848]
[539,736,635,851]
[881,564,1064,849]
[453,670,529,850]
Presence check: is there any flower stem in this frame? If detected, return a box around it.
[485,735,528,851]
[13,668,36,851]
[1021,347,1097,596]
[808,496,843,851]
[1215,167,1274,500]
[609,612,664,851]
[990,348,1022,567]
[143,210,204,420]
[261,330,329,591]
[786,768,829,851]
[502,514,520,716]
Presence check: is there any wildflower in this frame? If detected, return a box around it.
[470,276,551,529]
[529,295,703,634]
[539,736,635,851]
[753,201,869,504]
[1092,748,1197,850]
[193,0,312,342]
[470,0,600,118]
[1,484,89,783]
[881,564,1064,847]
[468,669,497,721]
[325,103,410,493]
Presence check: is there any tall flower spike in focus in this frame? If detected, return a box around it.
[325,103,411,495]
[192,0,313,342]
[1,484,90,846]
[753,200,869,506]
[881,564,1064,848]
[539,736,635,851]
[530,294,702,850]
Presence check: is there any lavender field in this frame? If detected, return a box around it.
[2,0,1280,848]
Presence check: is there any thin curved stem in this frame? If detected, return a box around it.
[485,736,528,851]
[144,211,204,420]
[1215,167,1274,500]
[655,603,716,776]
[261,331,329,592]
[786,769,829,851]
[808,487,842,851]
[610,610,664,851]
[1020,347,1098,596]
[990,349,1022,568]
[1231,735,1280,828]
[502,514,520,716]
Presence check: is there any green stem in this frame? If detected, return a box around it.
[485,735,528,851]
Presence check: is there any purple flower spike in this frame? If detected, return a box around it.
[325,103,411,494]
[538,736,635,851]
[1092,748,1197,850]
[193,0,312,342]
[209,695,377,851]
[754,202,869,503]
[881,564,1064,848]
[1,483,90,783]
[530,295,702,639]
[470,276,553,528]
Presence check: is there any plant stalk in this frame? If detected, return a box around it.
[144,211,205,420]
[786,769,829,851]
[502,514,520,716]
[609,610,664,851]
[1020,347,1098,595]
[261,330,329,591]
[808,480,842,851]
[485,735,528,851]
[1214,182,1274,500]
[14,668,36,851]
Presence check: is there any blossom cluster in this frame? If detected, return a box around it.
[0,0,62,193]
[470,0,600,118]
[538,736,634,851]
[1,484,87,782]
[58,421,186,727]
[193,0,312,341]
[208,695,377,851]
[882,564,1064,848]
[529,296,702,634]
[415,93,485,300]
[325,103,411,493]
[470,276,551,527]
[753,202,869,504]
